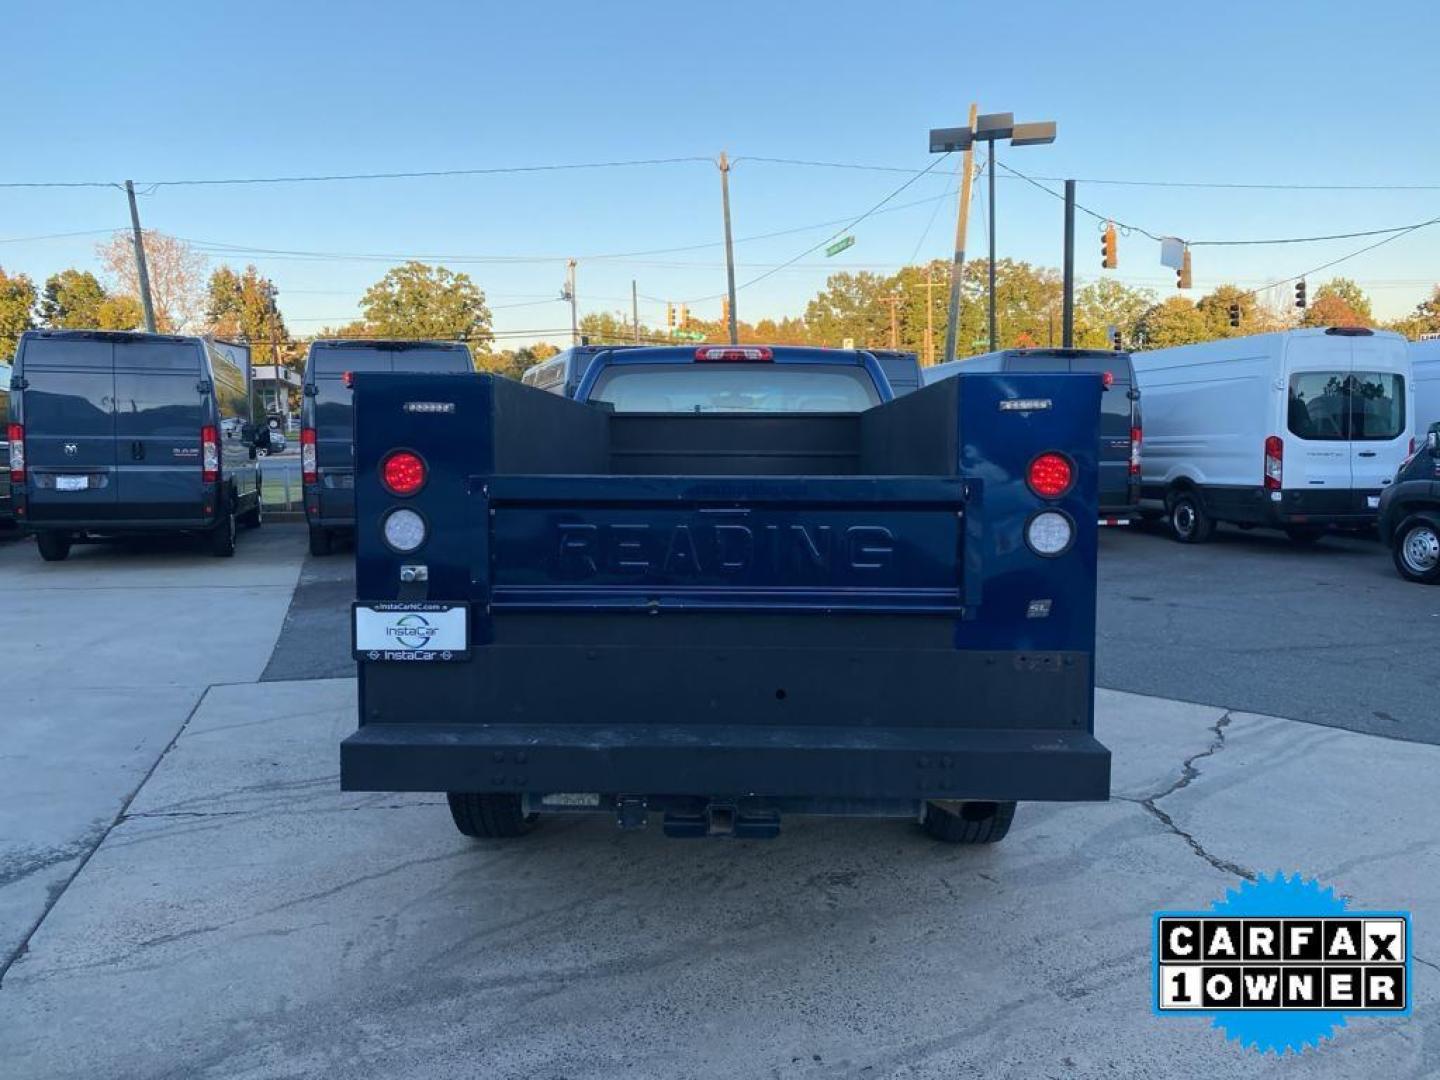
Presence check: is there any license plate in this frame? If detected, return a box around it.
[56,475,88,491]
[1367,496,1380,509]
[353,603,469,661]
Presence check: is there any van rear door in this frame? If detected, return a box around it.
[1283,334,1354,492]
[1347,333,1409,497]
[112,339,206,520]
[19,337,119,517]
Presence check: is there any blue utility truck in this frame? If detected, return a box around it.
[342,344,1108,843]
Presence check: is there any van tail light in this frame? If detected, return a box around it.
[1264,435,1283,491]
[7,423,24,485]
[1129,425,1142,477]
[1027,452,1074,499]
[301,427,317,484]
[380,450,426,496]
[695,346,773,362]
[201,425,219,483]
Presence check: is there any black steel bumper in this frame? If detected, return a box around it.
[340,722,1111,802]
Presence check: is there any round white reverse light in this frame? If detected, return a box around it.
[383,508,427,552]
[1026,511,1073,557]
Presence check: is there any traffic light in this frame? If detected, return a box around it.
[1176,248,1192,290]
[679,304,690,327]
[1294,279,1307,309]
[1112,329,1124,352]
[1228,302,1241,328]
[666,303,676,329]
[1101,223,1117,270]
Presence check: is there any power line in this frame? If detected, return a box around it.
[997,159,1440,248]
[738,156,1440,192]
[678,153,954,303]
[1237,216,1440,301]
[0,227,129,244]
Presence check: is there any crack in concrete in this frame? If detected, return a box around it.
[1117,711,1257,883]
[121,801,443,822]
[1413,952,1440,976]
[0,685,213,989]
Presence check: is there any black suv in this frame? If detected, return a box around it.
[1378,422,1440,583]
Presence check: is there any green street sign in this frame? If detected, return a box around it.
[671,330,706,342]
[824,235,856,257]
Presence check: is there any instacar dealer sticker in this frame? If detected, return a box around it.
[1154,873,1411,1054]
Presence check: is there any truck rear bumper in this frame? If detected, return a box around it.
[341,722,1111,802]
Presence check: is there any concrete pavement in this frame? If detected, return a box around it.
[3,678,1435,1079]
[0,528,303,977]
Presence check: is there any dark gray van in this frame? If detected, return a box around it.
[923,347,1142,521]
[301,339,473,555]
[10,330,264,560]
[1,360,13,525]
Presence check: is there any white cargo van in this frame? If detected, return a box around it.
[1411,338,1440,431]
[1133,327,1413,543]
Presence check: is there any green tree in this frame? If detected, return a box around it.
[358,261,492,347]
[1075,279,1155,349]
[804,271,891,348]
[1387,285,1440,340]
[206,265,290,364]
[38,269,140,331]
[1301,277,1374,328]
[1136,296,1209,348]
[0,267,37,360]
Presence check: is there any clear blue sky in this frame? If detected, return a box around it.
[5,0,1438,343]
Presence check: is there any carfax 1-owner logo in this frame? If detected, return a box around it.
[1154,872,1412,1054]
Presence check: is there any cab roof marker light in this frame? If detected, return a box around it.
[695,346,773,362]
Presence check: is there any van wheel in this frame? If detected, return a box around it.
[241,492,263,529]
[447,793,537,839]
[308,525,333,557]
[209,507,237,557]
[36,531,72,562]
[1392,514,1440,584]
[1285,525,1325,545]
[1168,490,1214,544]
[921,800,1016,844]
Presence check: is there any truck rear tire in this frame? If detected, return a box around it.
[36,531,72,562]
[447,793,537,839]
[308,525,333,557]
[921,800,1016,844]
[1392,514,1440,584]
[241,491,263,529]
[209,508,237,558]
[1167,490,1214,544]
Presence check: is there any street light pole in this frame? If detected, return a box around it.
[988,144,997,352]
[931,112,1055,358]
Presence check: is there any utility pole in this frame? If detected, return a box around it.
[564,259,578,346]
[940,103,978,366]
[719,151,739,344]
[911,266,945,366]
[879,293,903,350]
[631,279,640,343]
[125,180,157,333]
[1062,179,1076,348]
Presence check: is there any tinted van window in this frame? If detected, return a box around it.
[111,340,203,372]
[1288,372,1405,441]
[311,347,472,377]
[21,337,112,368]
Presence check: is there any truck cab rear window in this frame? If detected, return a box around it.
[1288,371,1405,441]
[590,363,879,413]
